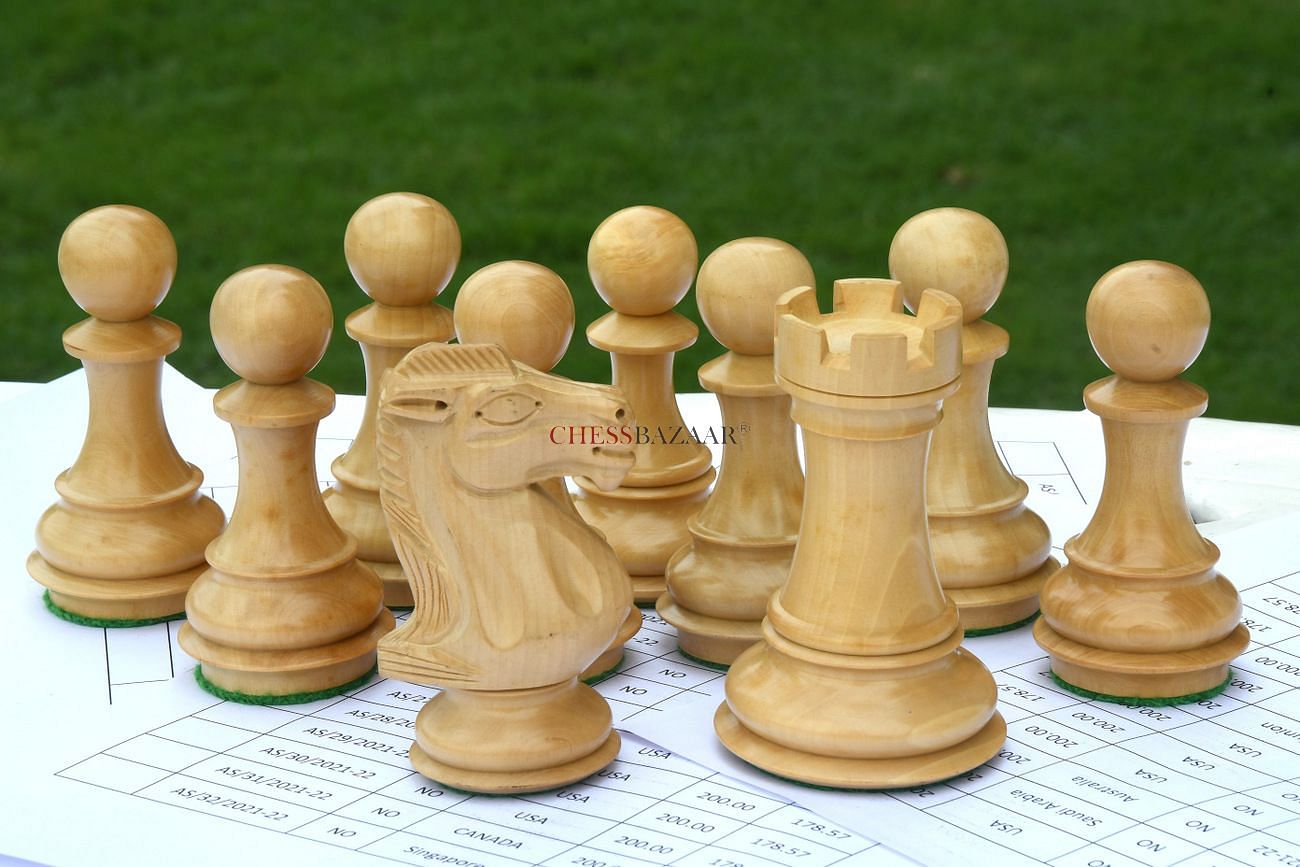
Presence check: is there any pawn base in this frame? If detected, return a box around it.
[632,576,667,607]
[178,610,395,700]
[656,596,760,667]
[582,607,643,682]
[369,560,413,609]
[30,552,202,623]
[1033,619,1250,703]
[410,732,620,795]
[574,471,715,606]
[195,664,377,706]
[949,556,1059,634]
[715,703,1006,790]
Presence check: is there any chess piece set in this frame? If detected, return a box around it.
[29,195,1243,794]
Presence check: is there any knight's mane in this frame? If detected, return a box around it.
[392,341,517,385]
[372,342,521,684]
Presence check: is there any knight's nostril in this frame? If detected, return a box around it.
[615,408,627,421]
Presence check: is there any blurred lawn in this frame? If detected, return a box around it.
[2,1,1298,421]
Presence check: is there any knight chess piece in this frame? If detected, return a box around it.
[1034,261,1248,703]
[573,206,717,604]
[717,279,1005,788]
[376,342,635,793]
[180,265,394,701]
[658,238,809,665]
[30,205,225,624]
[453,259,642,681]
[324,192,460,608]
[889,208,1058,632]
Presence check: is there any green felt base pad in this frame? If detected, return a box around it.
[582,654,624,686]
[678,647,732,672]
[735,753,975,794]
[194,664,378,706]
[964,611,1041,638]
[1049,669,1232,707]
[43,590,185,629]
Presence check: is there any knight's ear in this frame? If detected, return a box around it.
[380,384,458,424]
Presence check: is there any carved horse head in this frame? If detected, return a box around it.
[374,342,635,688]
[380,343,634,492]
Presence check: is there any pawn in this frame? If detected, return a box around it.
[889,208,1058,632]
[573,206,717,604]
[1034,261,1248,703]
[30,206,225,624]
[454,260,642,681]
[180,266,395,701]
[658,238,810,665]
[323,192,460,608]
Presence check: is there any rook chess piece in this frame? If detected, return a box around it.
[1034,261,1248,703]
[717,279,1005,788]
[324,192,460,608]
[658,238,809,665]
[453,259,642,680]
[376,342,635,793]
[574,206,716,604]
[180,265,395,701]
[30,205,225,624]
[889,208,1059,632]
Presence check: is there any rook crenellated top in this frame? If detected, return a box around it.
[774,278,963,397]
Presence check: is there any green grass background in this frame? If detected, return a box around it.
[3,1,1298,421]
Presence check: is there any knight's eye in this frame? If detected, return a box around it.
[475,392,540,425]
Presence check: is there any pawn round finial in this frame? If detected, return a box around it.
[344,192,461,307]
[454,261,576,372]
[210,265,333,385]
[1086,260,1210,382]
[888,207,1008,323]
[697,238,815,355]
[588,206,697,316]
[58,205,177,322]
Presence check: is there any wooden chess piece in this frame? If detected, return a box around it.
[180,265,395,701]
[29,205,225,624]
[453,259,642,681]
[574,206,717,605]
[375,342,635,793]
[324,192,460,608]
[658,238,810,665]
[889,208,1059,632]
[717,279,1005,788]
[1034,261,1248,702]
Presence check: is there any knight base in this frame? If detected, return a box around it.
[410,679,619,794]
